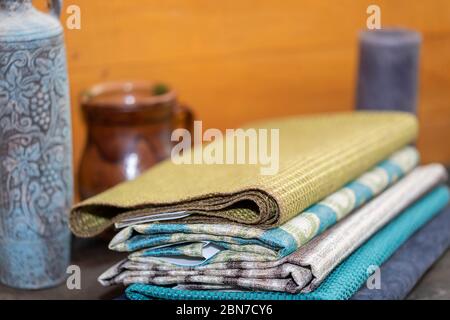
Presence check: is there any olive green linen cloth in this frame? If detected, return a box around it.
[70,112,417,237]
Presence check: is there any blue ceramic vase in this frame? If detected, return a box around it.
[0,0,72,289]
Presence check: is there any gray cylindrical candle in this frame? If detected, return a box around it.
[356,28,422,114]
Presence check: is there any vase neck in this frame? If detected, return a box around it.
[0,0,33,12]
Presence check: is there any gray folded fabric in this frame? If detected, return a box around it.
[352,205,450,300]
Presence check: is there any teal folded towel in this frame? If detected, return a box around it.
[125,186,450,300]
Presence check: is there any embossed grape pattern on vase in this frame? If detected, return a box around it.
[0,0,73,289]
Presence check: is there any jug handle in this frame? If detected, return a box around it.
[48,0,63,18]
[174,103,195,136]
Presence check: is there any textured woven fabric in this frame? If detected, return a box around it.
[70,112,418,237]
[101,165,447,292]
[352,206,450,300]
[103,147,418,266]
[125,186,450,300]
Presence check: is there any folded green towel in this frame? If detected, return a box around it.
[125,185,450,300]
[71,112,417,237]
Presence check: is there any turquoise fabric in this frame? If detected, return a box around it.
[126,186,450,300]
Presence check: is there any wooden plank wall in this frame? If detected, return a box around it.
[35,0,450,196]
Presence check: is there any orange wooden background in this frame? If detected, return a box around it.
[36,0,450,195]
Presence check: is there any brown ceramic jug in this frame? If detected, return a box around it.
[78,81,193,200]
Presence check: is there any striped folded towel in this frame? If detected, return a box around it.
[125,185,450,300]
[98,147,419,286]
[100,164,448,293]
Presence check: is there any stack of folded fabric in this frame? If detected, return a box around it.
[70,112,450,300]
